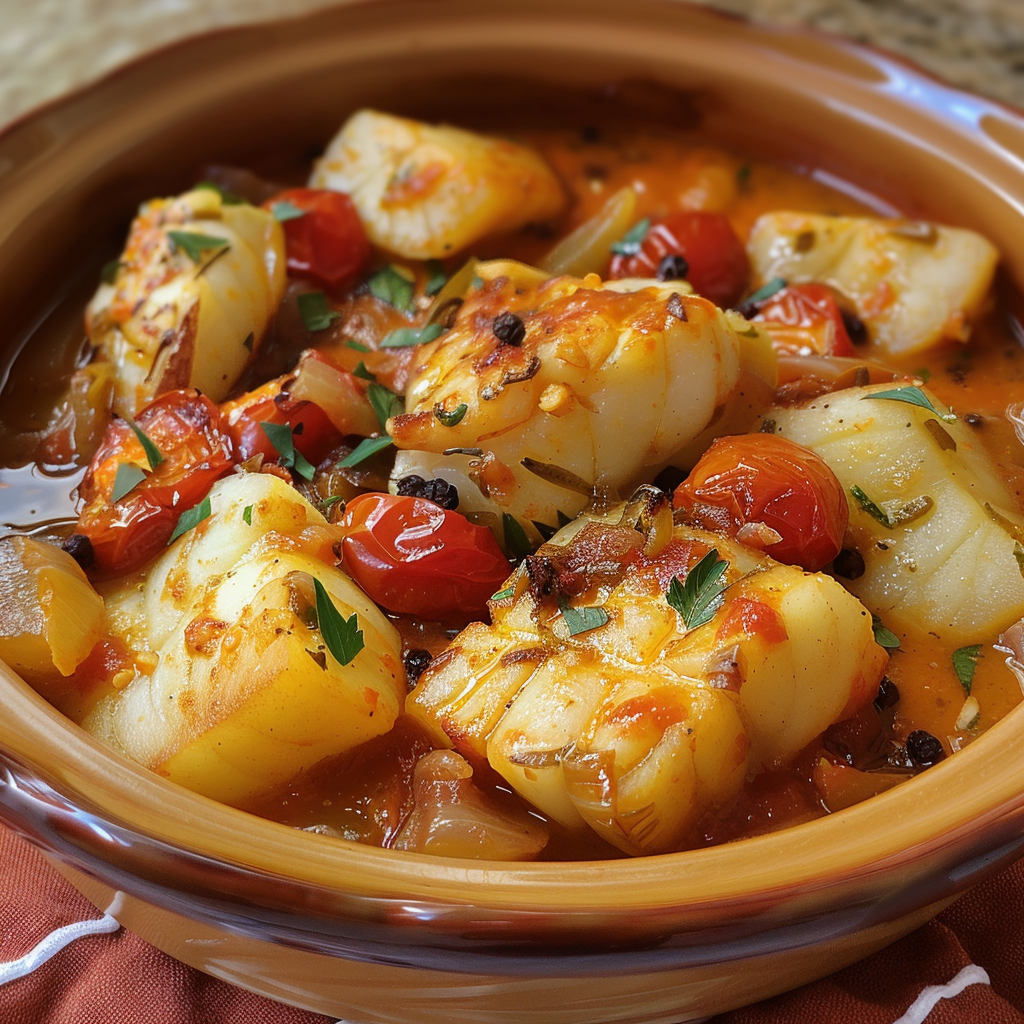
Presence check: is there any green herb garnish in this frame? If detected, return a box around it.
[352,361,376,381]
[871,615,901,650]
[424,259,448,297]
[297,291,341,332]
[952,644,983,695]
[850,484,893,528]
[368,382,403,430]
[850,485,933,529]
[242,504,253,525]
[123,418,165,470]
[862,385,956,422]
[194,181,245,204]
[167,230,230,263]
[260,421,316,481]
[101,259,124,285]
[502,512,533,560]
[666,548,730,630]
[345,339,371,352]
[434,402,468,427]
[111,463,146,503]
[269,199,307,222]
[368,264,416,313]
[610,217,651,257]
[743,277,787,306]
[380,323,445,348]
[168,496,212,544]
[313,578,364,666]
[490,586,515,602]
[337,435,393,467]
[558,597,609,637]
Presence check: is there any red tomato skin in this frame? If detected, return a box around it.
[340,493,511,624]
[265,187,371,290]
[225,387,340,466]
[751,283,856,357]
[673,433,849,572]
[608,211,749,308]
[76,390,236,573]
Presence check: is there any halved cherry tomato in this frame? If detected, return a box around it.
[264,187,371,290]
[748,282,856,357]
[339,493,511,624]
[74,389,237,573]
[609,211,749,308]
[673,433,849,572]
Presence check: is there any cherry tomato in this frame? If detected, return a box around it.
[609,211,749,307]
[339,493,511,624]
[673,433,849,572]
[749,282,856,357]
[74,390,236,573]
[264,187,371,290]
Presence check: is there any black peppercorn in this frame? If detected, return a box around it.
[841,309,868,345]
[907,729,945,767]
[61,533,95,570]
[873,676,900,711]
[403,648,433,689]
[493,311,526,346]
[395,475,460,510]
[656,254,689,282]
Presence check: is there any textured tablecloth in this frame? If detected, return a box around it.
[2,2,1024,1022]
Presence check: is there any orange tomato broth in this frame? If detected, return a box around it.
[5,123,1024,857]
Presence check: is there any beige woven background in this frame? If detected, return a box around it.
[1,0,1023,129]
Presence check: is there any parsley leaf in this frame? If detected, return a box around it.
[101,258,124,285]
[666,548,730,629]
[424,259,448,297]
[168,496,211,544]
[743,276,787,306]
[111,463,146,503]
[850,484,893,528]
[352,361,376,381]
[269,199,307,222]
[368,264,416,313]
[367,382,403,430]
[502,513,533,560]
[952,644,983,695]
[558,597,609,636]
[434,402,468,427]
[337,435,393,467]
[862,385,956,422]
[610,218,651,256]
[871,615,901,649]
[380,323,445,349]
[345,338,371,352]
[490,586,515,602]
[242,504,253,525]
[123,417,165,470]
[260,421,316,480]
[297,291,341,332]
[167,230,230,263]
[313,578,364,666]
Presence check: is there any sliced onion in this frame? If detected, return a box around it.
[540,186,638,277]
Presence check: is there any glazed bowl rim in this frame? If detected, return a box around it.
[2,0,1024,926]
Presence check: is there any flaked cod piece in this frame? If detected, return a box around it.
[83,472,405,805]
[310,109,565,259]
[747,212,998,356]
[87,187,286,416]
[388,260,777,549]
[408,488,886,855]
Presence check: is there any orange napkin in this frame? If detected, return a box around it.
[1,822,1021,1024]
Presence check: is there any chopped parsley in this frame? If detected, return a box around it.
[368,264,416,313]
[100,259,124,285]
[167,230,230,263]
[123,418,165,469]
[313,578,364,666]
[345,338,371,352]
[490,586,515,602]
[297,291,341,332]
[269,199,307,222]
[242,504,253,525]
[434,402,468,427]
[871,615,901,650]
[168,496,211,544]
[502,512,533,560]
[352,361,376,381]
[558,597,609,637]
[111,463,146,503]
[743,276,787,306]
[609,217,651,257]
[862,385,956,422]
[367,382,403,430]
[952,644,983,695]
[424,259,448,297]
[260,421,316,481]
[380,322,445,348]
[337,435,393,467]
[666,548,730,630]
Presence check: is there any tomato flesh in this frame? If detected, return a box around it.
[75,390,237,573]
[673,433,849,572]
[340,493,511,624]
[609,211,749,308]
[749,282,856,357]
[265,187,371,290]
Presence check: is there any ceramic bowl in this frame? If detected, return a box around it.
[3,2,1024,1021]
